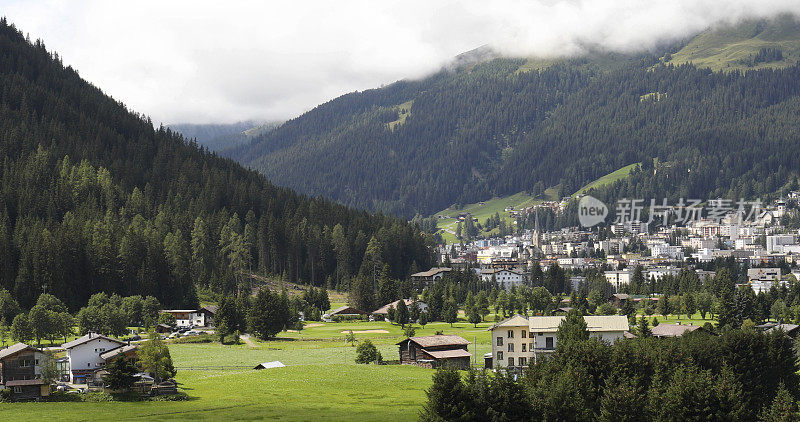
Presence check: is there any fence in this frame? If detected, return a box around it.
[175,365,253,371]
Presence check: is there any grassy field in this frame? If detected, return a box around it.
[433,191,538,243]
[2,319,501,421]
[387,100,414,131]
[666,16,800,72]
[574,163,639,197]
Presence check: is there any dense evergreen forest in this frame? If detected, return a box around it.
[0,19,433,311]
[228,21,800,217]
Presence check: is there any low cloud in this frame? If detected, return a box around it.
[3,0,800,124]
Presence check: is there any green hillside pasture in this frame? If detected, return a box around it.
[574,163,639,196]
[666,17,800,72]
[434,191,537,243]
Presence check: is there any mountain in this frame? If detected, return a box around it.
[0,18,432,310]
[168,121,280,152]
[227,16,800,218]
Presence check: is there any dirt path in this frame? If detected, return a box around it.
[240,334,257,347]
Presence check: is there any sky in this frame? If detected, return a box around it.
[3,0,800,124]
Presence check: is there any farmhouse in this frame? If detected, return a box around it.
[160,305,217,328]
[0,343,50,401]
[372,299,428,318]
[62,333,126,383]
[489,315,629,369]
[396,335,472,369]
[410,267,452,286]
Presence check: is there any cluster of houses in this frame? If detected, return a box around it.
[0,306,217,401]
[428,197,800,294]
[0,334,139,401]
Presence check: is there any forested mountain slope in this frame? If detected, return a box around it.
[168,121,279,152]
[0,19,432,310]
[228,17,800,217]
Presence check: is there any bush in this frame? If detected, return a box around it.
[331,314,368,322]
[82,392,115,402]
[150,392,189,401]
[355,339,381,364]
[173,334,216,344]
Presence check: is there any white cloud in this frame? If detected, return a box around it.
[2,0,799,124]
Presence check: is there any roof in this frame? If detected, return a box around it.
[328,306,367,315]
[202,305,218,314]
[62,333,125,349]
[398,335,470,348]
[424,349,472,359]
[160,309,198,314]
[624,331,637,339]
[100,344,137,360]
[373,299,425,315]
[0,343,40,360]
[488,315,530,330]
[495,315,630,333]
[584,316,630,332]
[611,293,630,300]
[651,324,702,338]
[482,268,525,275]
[254,361,286,369]
[6,379,46,386]
[411,267,452,277]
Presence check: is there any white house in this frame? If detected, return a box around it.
[488,315,629,369]
[160,306,216,328]
[62,333,126,383]
[482,268,526,290]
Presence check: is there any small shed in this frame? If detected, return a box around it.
[5,379,50,401]
[254,361,286,370]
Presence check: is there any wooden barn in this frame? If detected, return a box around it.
[396,335,471,369]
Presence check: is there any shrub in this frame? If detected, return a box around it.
[355,339,380,364]
[150,392,189,401]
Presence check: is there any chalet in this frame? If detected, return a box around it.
[160,305,216,328]
[411,267,452,286]
[396,335,472,369]
[62,333,126,383]
[651,323,703,338]
[372,299,428,319]
[609,293,630,308]
[324,306,368,322]
[489,315,629,369]
[0,343,50,401]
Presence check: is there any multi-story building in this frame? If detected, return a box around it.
[604,269,634,291]
[489,315,629,369]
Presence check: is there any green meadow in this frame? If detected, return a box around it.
[0,320,500,421]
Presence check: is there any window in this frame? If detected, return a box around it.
[529,342,534,350]
[507,330,514,338]
[19,359,30,368]
[13,387,21,394]
[521,343,526,352]
[34,359,39,365]
[521,330,527,338]
[496,337,503,346]
[519,357,527,366]
[508,343,514,352]
[546,337,554,349]
[497,351,503,361]
[508,357,514,367]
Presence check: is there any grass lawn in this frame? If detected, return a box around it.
[2,319,502,421]
[641,312,716,327]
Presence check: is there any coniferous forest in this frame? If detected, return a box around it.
[229,27,800,217]
[0,19,433,310]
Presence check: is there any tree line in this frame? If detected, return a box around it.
[0,18,433,311]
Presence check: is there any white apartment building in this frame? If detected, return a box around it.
[489,315,629,369]
[605,269,634,291]
[482,268,526,291]
[650,244,684,260]
[767,235,797,254]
